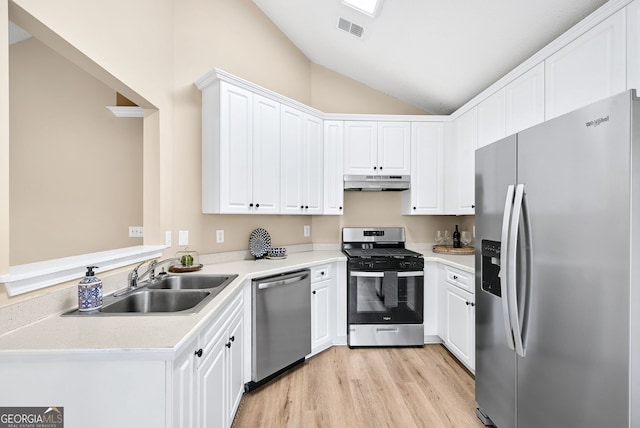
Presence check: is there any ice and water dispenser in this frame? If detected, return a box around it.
[481,240,502,297]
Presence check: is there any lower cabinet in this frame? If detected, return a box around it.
[310,264,335,355]
[173,291,244,428]
[438,265,475,372]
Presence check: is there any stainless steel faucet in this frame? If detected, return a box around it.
[115,258,179,296]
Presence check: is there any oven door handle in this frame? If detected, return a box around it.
[350,271,424,278]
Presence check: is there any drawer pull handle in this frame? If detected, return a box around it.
[453,275,458,280]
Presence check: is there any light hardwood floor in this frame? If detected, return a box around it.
[232,344,485,428]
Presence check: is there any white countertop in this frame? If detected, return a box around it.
[0,249,474,360]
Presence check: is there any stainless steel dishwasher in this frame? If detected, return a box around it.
[245,269,311,391]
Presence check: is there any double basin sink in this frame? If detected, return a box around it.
[64,274,237,316]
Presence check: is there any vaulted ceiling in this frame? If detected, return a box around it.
[252,0,609,114]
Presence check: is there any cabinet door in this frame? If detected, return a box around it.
[454,108,477,214]
[377,121,411,175]
[344,121,377,175]
[173,347,196,428]
[311,282,331,354]
[477,89,506,149]
[402,122,444,214]
[446,285,475,371]
[218,82,254,214]
[505,62,545,135]
[280,105,305,214]
[197,332,227,428]
[545,9,626,120]
[252,94,281,214]
[227,311,244,424]
[323,121,344,215]
[303,114,324,214]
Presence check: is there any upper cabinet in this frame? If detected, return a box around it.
[200,81,280,214]
[402,122,444,215]
[281,106,323,215]
[344,121,410,175]
[545,9,626,120]
[627,0,640,92]
[505,63,545,135]
[477,88,506,149]
[445,108,477,215]
[324,121,344,215]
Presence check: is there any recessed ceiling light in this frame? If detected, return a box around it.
[342,0,384,18]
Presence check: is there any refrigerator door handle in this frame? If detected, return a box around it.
[499,184,516,351]
[508,183,526,357]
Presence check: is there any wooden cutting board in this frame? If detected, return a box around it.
[432,245,474,255]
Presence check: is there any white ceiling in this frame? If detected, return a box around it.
[252,0,609,114]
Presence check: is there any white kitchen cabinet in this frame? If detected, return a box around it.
[344,121,410,175]
[445,108,477,215]
[477,88,506,149]
[401,122,444,215]
[281,105,323,215]
[505,62,545,135]
[627,0,640,92]
[445,284,475,372]
[310,264,336,355]
[323,121,344,215]
[545,9,626,120]
[438,264,475,372]
[201,81,280,214]
[173,291,244,428]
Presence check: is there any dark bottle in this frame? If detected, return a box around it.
[453,225,461,248]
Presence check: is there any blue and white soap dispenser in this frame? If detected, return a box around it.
[78,266,103,311]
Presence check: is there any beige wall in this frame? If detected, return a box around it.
[1,2,9,275]
[9,37,143,265]
[310,64,429,115]
[1,0,474,305]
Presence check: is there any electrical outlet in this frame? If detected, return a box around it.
[129,226,143,238]
[179,230,189,246]
[165,231,172,247]
[304,225,311,237]
[216,230,224,243]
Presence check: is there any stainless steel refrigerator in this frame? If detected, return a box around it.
[475,89,640,428]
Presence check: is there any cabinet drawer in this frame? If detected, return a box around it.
[311,264,332,283]
[444,266,473,292]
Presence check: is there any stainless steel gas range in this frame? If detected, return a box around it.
[342,227,424,347]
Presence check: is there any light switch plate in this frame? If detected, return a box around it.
[216,230,224,243]
[178,230,189,246]
[304,225,311,237]
[165,231,172,247]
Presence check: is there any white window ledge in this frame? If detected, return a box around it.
[105,106,144,118]
[0,245,166,297]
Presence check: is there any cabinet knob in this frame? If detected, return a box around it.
[379,166,383,170]
[300,205,304,209]
[413,207,416,210]
[472,205,476,209]
[195,348,203,358]
[466,301,470,306]
[312,290,316,295]
[453,275,458,280]
[305,205,309,209]
[471,302,476,307]
[339,206,343,210]
[225,342,231,349]
[321,271,325,276]
[255,203,260,208]
[249,203,254,207]
[373,166,377,170]
[229,335,235,342]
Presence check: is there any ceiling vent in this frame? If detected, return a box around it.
[337,17,365,39]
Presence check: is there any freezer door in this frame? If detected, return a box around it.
[475,135,517,428]
[516,92,631,428]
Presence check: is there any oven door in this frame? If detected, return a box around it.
[348,269,424,324]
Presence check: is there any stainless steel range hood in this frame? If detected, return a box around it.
[343,174,410,191]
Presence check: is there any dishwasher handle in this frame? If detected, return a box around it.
[256,271,310,290]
